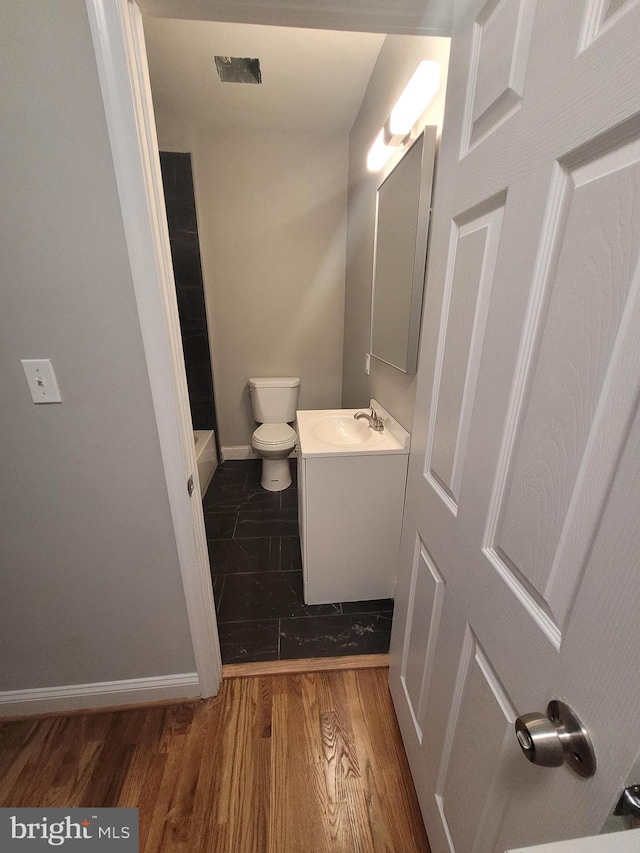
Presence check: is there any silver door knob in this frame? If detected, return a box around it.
[514,700,596,778]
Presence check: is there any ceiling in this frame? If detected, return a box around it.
[142,18,386,133]
[137,0,454,37]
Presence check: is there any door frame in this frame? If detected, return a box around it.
[85,0,222,697]
[84,0,452,700]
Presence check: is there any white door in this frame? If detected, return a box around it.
[509,828,640,853]
[389,0,640,851]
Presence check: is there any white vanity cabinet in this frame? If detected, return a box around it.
[296,401,410,605]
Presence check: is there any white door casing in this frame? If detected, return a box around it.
[86,0,222,698]
[389,0,640,851]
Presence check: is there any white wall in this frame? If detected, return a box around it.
[154,114,195,152]
[153,37,450,449]
[156,122,349,451]
[342,35,450,431]
[0,1,195,691]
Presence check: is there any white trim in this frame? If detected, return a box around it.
[221,445,299,461]
[222,445,259,460]
[0,674,199,718]
[85,0,222,697]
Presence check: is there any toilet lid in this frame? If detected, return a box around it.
[253,423,296,445]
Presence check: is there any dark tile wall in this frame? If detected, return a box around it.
[159,152,218,435]
[205,459,394,664]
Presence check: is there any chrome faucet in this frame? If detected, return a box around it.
[354,407,384,431]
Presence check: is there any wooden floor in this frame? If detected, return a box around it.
[0,668,430,852]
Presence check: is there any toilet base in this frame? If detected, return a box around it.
[260,457,292,491]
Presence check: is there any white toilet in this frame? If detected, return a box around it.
[248,376,300,491]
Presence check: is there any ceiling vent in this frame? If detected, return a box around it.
[214,56,262,84]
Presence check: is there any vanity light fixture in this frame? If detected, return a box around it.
[366,128,397,172]
[389,60,441,137]
[367,60,441,172]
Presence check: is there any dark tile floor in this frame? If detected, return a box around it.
[204,459,394,664]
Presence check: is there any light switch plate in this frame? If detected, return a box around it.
[365,353,371,375]
[22,359,62,403]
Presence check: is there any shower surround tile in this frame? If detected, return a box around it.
[159,151,217,434]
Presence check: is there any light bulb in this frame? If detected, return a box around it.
[389,61,441,137]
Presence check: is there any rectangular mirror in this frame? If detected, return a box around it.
[370,126,436,374]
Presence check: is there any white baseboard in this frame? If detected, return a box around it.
[222,445,258,460]
[0,672,200,718]
[221,445,298,461]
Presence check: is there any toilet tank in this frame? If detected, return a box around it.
[248,377,300,423]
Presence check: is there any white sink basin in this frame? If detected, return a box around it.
[311,413,386,448]
[296,401,410,457]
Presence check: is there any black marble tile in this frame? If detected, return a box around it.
[204,460,396,664]
[243,460,264,488]
[217,620,279,664]
[280,487,298,511]
[280,536,302,571]
[210,462,250,488]
[340,599,395,615]
[173,152,194,192]
[216,571,340,623]
[186,363,214,408]
[208,537,278,575]
[235,509,299,539]
[183,334,213,368]
[203,512,236,541]
[239,489,282,511]
[203,488,280,513]
[211,574,225,613]
[279,611,393,660]
[172,252,204,291]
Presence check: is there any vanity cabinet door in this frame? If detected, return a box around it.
[301,455,407,605]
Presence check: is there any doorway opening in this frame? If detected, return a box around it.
[144,15,401,663]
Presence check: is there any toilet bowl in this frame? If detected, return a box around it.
[248,376,300,492]
[251,423,297,491]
